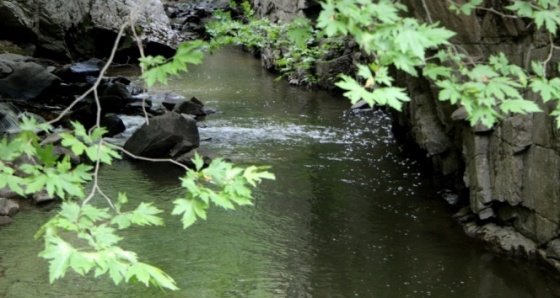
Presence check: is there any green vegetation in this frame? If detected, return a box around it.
[3,0,560,293]
[317,0,560,127]
[206,2,344,84]
[205,0,560,127]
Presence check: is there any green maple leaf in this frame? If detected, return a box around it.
[336,75,370,103]
[506,1,535,17]
[39,237,74,283]
[372,87,410,110]
[534,9,560,34]
[500,99,541,114]
[172,198,198,229]
[531,77,556,102]
[437,80,462,104]
[423,64,452,80]
[36,144,58,167]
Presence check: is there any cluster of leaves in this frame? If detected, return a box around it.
[424,52,544,126]
[2,117,274,290]
[173,155,275,229]
[314,0,560,127]
[36,197,178,290]
[316,0,455,110]
[445,0,560,125]
[139,40,207,87]
[0,118,98,199]
[205,1,343,84]
[452,0,560,34]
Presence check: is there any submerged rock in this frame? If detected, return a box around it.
[33,189,57,204]
[0,198,19,217]
[172,97,206,117]
[0,215,12,225]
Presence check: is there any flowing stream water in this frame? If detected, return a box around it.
[2,48,560,297]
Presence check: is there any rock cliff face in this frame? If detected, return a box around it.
[399,0,560,268]
[0,0,177,60]
[252,0,560,269]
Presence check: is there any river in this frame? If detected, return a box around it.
[1,48,560,297]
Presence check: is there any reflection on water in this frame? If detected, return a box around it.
[2,48,560,297]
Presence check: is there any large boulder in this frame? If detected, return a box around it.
[0,54,60,100]
[123,112,199,158]
[0,0,178,60]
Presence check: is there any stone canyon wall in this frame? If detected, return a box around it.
[0,0,177,60]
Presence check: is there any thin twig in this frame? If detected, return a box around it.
[108,142,191,171]
[129,0,151,125]
[543,33,556,78]
[95,185,117,210]
[420,0,433,24]
[476,7,519,19]
[82,0,152,207]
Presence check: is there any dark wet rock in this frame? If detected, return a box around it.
[101,114,126,137]
[0,0,179,61]
[315,55,353,89]
[189,96,204,106]
[123,112,200,159]
[0,63,13,78]
[0,58,60,100]
[175,148,215,168]
[202,107,219,115]
[0,197,19,216]
[33,189,56,204]
[464,222,537,257]
[131,99,154,109]
[102,81,132,99]
[547,239,560,260]
[0,186,20,200]
[99,95,130,114]
[478,207,495,220]
[452,206,476,223]
[164,0,230,40]
[451,107,467,121]
[438,189,460,206]
[173,98,206,117]
[0,215,12,225]
[65,100,97,130]
[55,58,105,81]
[54,82,93,99]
